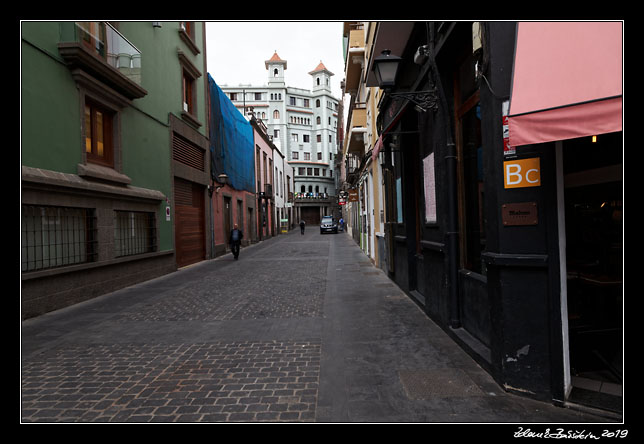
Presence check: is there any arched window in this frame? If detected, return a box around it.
[301,185,305,193]
[273,110,280,120]
[316,99,320,108]
[316,116,321,124]
[274,68,279,77]
[316,77,320,86]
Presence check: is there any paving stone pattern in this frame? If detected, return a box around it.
[21,232,617,423]
[117,258,326,322]
[22,341,320,422]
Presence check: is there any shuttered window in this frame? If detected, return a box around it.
[172,133,204,171]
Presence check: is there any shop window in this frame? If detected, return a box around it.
[455,53,485,274]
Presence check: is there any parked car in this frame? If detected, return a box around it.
[320,216,338,234]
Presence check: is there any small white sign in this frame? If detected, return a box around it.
[166,206,171,221]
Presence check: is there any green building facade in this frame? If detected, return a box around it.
[21,21,210,318]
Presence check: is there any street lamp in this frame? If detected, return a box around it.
[208,173,228,196]
[372,49,402,90]
[371,49,439,113]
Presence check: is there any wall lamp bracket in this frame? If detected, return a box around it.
[388,89,439,113]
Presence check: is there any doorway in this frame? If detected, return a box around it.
[560,132,623,412]
[223,196,232,251]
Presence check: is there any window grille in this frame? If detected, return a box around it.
[21,205,97,272]
[114,211,156,257]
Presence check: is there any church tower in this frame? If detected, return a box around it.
[265,51,287,86]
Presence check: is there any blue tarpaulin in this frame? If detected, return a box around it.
[208,74,255,193]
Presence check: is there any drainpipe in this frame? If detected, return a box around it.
[428,23,461,329]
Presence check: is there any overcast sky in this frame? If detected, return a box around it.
[205,21,346,100]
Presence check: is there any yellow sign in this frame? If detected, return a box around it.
[503,157,541,189]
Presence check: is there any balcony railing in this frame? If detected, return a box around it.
[72,22,142,85]
[58,22,146,100]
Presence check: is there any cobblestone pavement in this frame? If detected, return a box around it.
[21,230,619,424]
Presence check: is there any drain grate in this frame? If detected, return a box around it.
[399,369,483,399]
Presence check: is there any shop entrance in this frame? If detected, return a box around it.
[560,132,622,412]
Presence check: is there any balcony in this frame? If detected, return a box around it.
[344,27,365,93]
[58,22,147,100]
[345,105,367,154]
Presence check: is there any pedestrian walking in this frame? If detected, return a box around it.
[339,217,344,232]
[300,220,306,235]
[229,224,243,260]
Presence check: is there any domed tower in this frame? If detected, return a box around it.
[265,51,287,86]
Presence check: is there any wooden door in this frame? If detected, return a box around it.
[174,178,205,267]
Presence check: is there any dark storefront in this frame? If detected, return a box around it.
[371,21,622,411]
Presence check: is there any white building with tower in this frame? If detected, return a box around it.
[220,52,341,225]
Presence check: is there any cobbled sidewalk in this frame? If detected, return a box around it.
[21,230,619,423]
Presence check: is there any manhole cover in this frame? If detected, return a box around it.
[398,369,483,399]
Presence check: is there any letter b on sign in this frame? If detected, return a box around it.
[504,158,541,189]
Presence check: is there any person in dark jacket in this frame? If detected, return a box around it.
[299,220,305,235]
[229,224,243,260]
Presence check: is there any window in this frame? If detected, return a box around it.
[114,211,156,257]
[292,133,298,142]
[298,167,305,176]
[290,97,296,106]
[455,52,485,275]
[180,21,193,38]
[304,152,310,160]
[85,100,114,167]
[316,116,321,125]
[292,151,299,160]
[316,99,320,108]
[314,168,319,176]
[316,134,322,143]
[255,92,262,100]
[274,129,279,138]
[303,134,310,143]
[274,68,279,77]
[230,92,238,101]
[303,99,310,107]
[307,168,312,176]
[317,152,322,160]
[22,205,97,272]
[273,110,280,120]
[182,68,196,114]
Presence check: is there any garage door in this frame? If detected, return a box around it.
[174,178,205,268]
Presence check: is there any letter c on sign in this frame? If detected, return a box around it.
[526,169,539,183]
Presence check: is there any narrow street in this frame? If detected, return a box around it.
[21,230,613,424]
